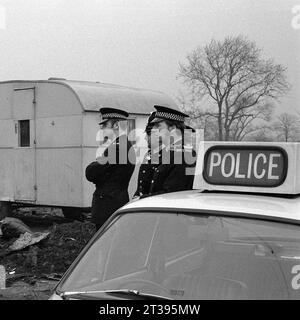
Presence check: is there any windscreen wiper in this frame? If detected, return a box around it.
[61,289,172,300]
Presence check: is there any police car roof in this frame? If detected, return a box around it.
[120,190,300,224]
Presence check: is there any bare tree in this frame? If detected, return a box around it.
[177,91,273,141]
[273,112,300,142]
[247,126,275,142]
[178,35,290,141]
[177,91,218,140]
[227,100,274,141]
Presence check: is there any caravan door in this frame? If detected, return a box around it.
[12,88,37,202]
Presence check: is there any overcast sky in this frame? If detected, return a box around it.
[0,0,299,114]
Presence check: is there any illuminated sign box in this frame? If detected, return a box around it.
[194,142,300,195]
[203,146,287,187]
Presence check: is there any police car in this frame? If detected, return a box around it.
[50,142,300,300]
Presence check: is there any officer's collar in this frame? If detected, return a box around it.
[165,137,183,151]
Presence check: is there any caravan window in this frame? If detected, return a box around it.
[18,120,30,147]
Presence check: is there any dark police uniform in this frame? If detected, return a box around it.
[85,108,135,230]
[134,149,161,197]
[141,140,196,198]
[139,105,197,198]
[134,111,161,197]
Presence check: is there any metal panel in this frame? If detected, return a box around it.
[35,83,83,118]
[12,88,34,120]
[0,83,13,120]
[14,149,36,202]
[0,120,16,147]
[12,89,36,202]
[0,149,14,201]
[36,115,82,148]
[82,113,99,148]
[36,148,82,207]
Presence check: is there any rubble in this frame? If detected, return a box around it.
[0,217,33,239]
[8,232,50,252]
[1,221,96,276]
[0,206,96,299]
[0,279,58,300]
[0,217,96,299]
[11,207,78,227]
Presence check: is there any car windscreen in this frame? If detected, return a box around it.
[58,211,300,300]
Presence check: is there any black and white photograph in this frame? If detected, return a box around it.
[0,0,299,304]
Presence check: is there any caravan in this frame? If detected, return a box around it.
[0,78,177,216]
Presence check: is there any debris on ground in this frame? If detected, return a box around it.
[0,217,50,253]
[1,221,96,276]
[8,232,50,252]
[0,217,33,239]
[12,207,81,227]
[0,210,96,299]
[0,279,58,300]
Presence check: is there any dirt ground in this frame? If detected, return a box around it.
[0,207,96,300]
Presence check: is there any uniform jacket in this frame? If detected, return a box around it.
[134,149,161,197]
[140,141,196,198]
[85,134,136,226]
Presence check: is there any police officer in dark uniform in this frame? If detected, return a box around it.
[140,105,196,198]
[133,112,162,198]
[85,107,136,230]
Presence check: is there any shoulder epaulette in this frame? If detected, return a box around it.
[183,145,193,152]
[168,144,183,152]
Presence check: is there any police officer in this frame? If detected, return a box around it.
[133,112,162,198]
[85,107,136,230]
[140,105,196,198]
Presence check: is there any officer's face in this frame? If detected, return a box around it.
[99,120,118,141]
[153,121,173,145]
[145,130,160,150]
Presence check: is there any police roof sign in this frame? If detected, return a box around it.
[194,142,300,195]
[203,146,287,187]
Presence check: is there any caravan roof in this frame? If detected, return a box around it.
[0,79,178,114]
